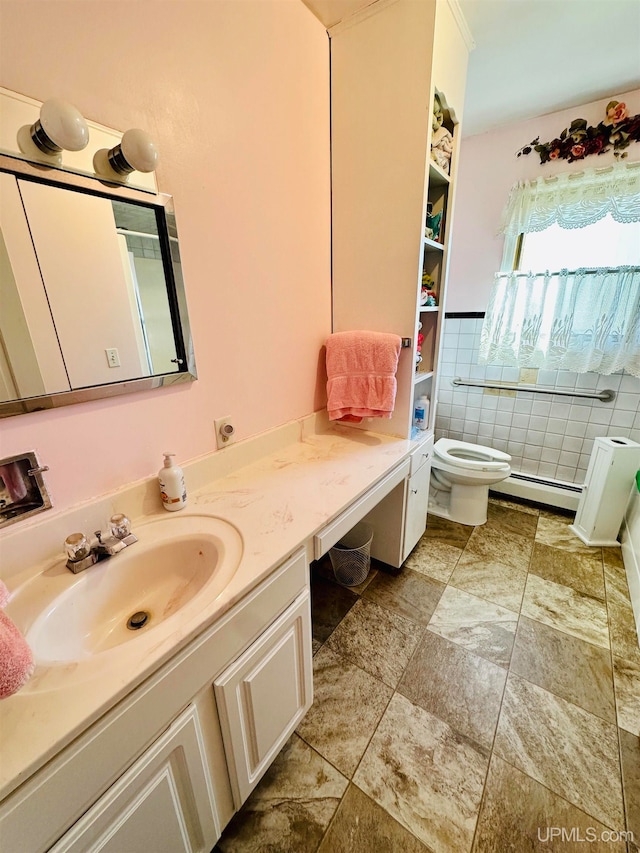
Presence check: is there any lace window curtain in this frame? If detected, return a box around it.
[479,267,640,376]
[481,162,640,376]
[499,161,640,235]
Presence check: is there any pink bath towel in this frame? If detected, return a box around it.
[0,580,34,699]
[326,331,402,422]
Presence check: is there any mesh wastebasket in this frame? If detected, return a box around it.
[329,522,374,587]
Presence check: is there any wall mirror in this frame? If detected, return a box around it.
[0,154,196,417]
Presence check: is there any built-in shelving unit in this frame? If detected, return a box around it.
[329,0,469,564]
[413,85,460,431]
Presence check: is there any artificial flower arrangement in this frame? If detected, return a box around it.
[516,100,640,164]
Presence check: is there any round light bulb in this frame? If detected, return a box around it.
[120,128,159,173]
[38,99,89,152]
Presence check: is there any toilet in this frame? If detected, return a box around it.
[429,438,511,526]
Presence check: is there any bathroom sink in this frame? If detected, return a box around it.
[21,515,243,664]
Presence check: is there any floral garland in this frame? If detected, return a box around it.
[516,101,640,164]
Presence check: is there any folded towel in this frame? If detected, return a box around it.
[326,331,401,422]
[0,580,34,699]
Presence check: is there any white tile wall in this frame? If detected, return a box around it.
[435,316,640,486]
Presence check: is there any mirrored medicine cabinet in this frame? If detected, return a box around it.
[0,153,196,418]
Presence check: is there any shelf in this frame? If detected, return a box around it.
[428,159,451,186]
[419,305,439,313]
[414,370,434,384]
[422,237,444,253]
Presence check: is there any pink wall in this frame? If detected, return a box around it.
[447,88,640,312]
[0,0,331,511]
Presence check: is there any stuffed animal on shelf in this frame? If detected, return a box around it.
[424,210,442,241]
[431,125,453,174]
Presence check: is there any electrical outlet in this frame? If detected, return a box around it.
[105,348,120,368]
[215,416,236,449]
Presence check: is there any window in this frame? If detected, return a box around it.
[517,215,640,271]
[479,162,640,377]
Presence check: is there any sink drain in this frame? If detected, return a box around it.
[127,610,150,630]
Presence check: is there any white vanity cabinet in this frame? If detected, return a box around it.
[49,702,221,853]
[362,437,433,566]
[215,592,312,807]
[403,447,433,561]
[0,549,312,853]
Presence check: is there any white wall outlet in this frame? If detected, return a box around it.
[105,348,120,368]
[215,417,236,449]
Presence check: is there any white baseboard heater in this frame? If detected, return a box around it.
[491,471,582,512]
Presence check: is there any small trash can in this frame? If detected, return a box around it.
[329,521,374,587]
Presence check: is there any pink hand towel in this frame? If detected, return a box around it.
[0,580,34,699]
[326,331,402,422]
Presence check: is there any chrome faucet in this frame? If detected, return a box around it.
[65,513,137,574]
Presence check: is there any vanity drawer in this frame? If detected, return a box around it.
[409,434,433,476]
[313,459,410,559]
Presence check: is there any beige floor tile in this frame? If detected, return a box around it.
[427,585,518,668]
[535,514,599,555]
[613,655,640,735]
[494,674,624,829]
[325,598,422,688]
[296,646,392,778]
[317,784,430,853]
[488,495,540,516]
[399,630,507,748]
[465,524,533,572]
[404,535,462,583]
[216,734,347,853]
[354,693,489,853]
[362,567,444,626]
[521,573,610,649]
[473,754,627,852]
[424,513,475,548]
[604,561,633,610]
[484,501,539,539]
[620,727,640,841]
[510,616,615,722]
[529,541,605,600]
[311,574,358,643]
[608,600,640,664]
[448,552,527,612]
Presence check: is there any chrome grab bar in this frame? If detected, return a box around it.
[452,377,615,403]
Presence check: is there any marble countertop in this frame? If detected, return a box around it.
[0,422,415,801]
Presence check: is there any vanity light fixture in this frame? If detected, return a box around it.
[93,128,159,182]
[17,98,89,164]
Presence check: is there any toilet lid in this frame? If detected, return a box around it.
[434,438,511,471]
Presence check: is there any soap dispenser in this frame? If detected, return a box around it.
[158,453,187,511]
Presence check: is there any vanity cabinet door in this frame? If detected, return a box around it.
[49,704,220,853]
[402,455,432,562]
[214,591,313,808]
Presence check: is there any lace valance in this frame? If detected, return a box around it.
[479,267,640,377]
[500,161,640,236]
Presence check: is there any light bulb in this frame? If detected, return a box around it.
[17,98,89,165]
[38,99,89,152]
[93,128,159,182]
[120,129,158,173]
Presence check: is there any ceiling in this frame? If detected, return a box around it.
[459,0,640,136]
[302,0,640,136]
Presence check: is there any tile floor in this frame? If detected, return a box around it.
[215,498,640,853]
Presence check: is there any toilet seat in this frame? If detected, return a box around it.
[434,438,511,472]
